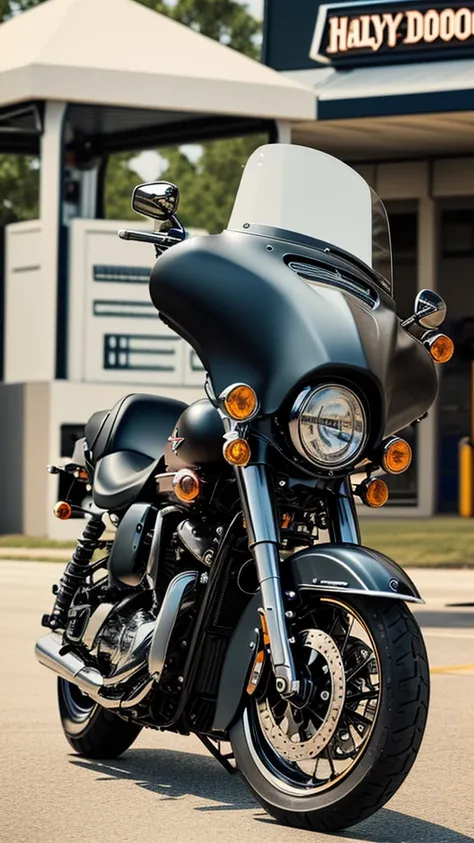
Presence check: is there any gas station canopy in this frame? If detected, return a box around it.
[0,0,315,155]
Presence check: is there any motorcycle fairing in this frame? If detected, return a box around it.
[150,228,437,434]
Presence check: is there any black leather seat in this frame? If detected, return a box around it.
[85,394,187,512]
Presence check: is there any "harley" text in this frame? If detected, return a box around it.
[326,7,474,54]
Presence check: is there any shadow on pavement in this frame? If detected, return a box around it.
[71,751,473,839]
[257,808,473,842]
[70,747,257,812]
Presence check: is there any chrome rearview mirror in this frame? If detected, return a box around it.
[414,289,447,329]
[132,181,180,221]
[401,288,447,330]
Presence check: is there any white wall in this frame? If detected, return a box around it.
[68,219,205,388]
[4,221,52,383]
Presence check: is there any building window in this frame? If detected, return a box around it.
[441,210,474,258]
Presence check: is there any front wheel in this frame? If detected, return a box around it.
[230,596,429,833]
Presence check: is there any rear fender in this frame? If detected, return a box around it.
[212,543,422,735]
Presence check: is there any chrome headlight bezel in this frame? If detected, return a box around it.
[289,384,368,471]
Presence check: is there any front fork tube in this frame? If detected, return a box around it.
[329,477,361,545]
[234,464,299,697]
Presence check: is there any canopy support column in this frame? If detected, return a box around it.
[39,100,67,381]
[417,194,438,516]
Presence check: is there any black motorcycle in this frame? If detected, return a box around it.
[36,144,453,832]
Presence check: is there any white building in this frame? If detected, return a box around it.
[0,0,314,537]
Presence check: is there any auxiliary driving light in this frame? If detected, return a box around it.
[223,437,251,466]
[423,332,454,363]
[173,469,201,503]
[54,501,72,520]
[382,437,412,474]
[359,477,389,508]
[222,384,258,421]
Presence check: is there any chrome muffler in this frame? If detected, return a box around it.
[35,632,153,710]
[35,569,199,710]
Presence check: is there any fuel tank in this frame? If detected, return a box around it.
[165,399,224,471]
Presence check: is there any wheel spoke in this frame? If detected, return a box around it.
[323,745,337,779]
[344,707,373,728]
[345,690,379,703]
[340,617,354,655]
[282,704,303,741]
[345,654,375,682]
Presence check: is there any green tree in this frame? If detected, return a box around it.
[0,0,43,24]
[0,154,39,225]
[158,134,266,233]
[152,0,260,58]
[0,0,263,227]
[104,0,264,230]
[104,153,144,222]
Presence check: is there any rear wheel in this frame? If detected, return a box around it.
[231,597,429,833]
[58,679,142,759]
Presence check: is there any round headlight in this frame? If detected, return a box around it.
[289,385,367,469]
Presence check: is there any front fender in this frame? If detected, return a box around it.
[212,543,421,734]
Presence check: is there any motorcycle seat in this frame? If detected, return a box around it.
[88,393,187,511]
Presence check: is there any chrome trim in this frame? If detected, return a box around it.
[155,472,177,495]
[297,585,423,604]
[82,603,115,651]
[177,519,213,563]
[102,620,156,686]
[288,384,368,471]
[146,505,182,586]
[218,383,260,422]
[37,573,198,704]
[235,465,298,696]
[332,477,361,544]
[235,464,278,546]
[35,632,153,710]
[148,571,198,681]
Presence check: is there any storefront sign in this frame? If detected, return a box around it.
[310,0,474,65]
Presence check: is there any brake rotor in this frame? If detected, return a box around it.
[257,629,346,762]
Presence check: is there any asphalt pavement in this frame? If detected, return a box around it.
[1,561,473,843]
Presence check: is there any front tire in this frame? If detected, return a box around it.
[231,597,429,833]
[58,679,142,759]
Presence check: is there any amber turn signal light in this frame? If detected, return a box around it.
[54,501,72,520]
[382,437,412,474]
[359,477,389,508]
[173,469,201,503]
[223,437,251,466]
[424,332,454,364]
[223,384,258,421]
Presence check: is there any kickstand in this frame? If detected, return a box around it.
[198,736,238,775]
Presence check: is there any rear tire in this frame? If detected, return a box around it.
[58,678,142,759]
[231,597,429,833]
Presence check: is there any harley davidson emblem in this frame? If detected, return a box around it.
[168,436,185,453]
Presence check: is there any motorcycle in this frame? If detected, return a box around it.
[36,144,453,832]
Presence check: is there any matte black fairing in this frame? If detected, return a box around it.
[150,230,437,436]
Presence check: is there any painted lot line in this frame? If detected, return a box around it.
[430,663,474,675]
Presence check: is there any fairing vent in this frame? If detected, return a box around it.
[287,258,379,310]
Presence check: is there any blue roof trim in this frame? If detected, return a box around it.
[318,89,474,120]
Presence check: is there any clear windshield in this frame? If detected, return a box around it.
[228,144,392,293]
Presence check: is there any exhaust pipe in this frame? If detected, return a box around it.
[35,633,152,710]
[36,569,199,709]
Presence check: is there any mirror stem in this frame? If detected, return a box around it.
[401,304,437,330]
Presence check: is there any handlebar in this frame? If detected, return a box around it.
[118,229,183,248]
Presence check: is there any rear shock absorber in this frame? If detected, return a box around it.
[42,516,106,631]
